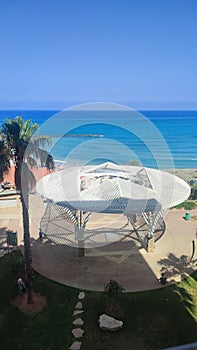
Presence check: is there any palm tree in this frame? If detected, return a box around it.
[0,116,54,303]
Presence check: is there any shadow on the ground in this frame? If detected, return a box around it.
[29,233,163,292]
[158,252,197,281]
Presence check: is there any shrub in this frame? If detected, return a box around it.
[189,186,197,200]
[104,279,125,299]
[129,160,141,166]
[188,179,197,186]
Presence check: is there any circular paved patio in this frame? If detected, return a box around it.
[29,195,197,291]
[0,194,196,292]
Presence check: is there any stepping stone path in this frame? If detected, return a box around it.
[75,302,83,310]
[69,342,82,350]
[69,291,86,350]
[73,310,84,316]
[73,318,84,326]
[78,292,85,300]
[72,328,84,338]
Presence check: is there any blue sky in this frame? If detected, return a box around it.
[0,0,197,109]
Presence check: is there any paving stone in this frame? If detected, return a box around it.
[73,310,84,316]
[72,328,84,338]
[75,301,82,309]
[73,318,84,326]
[78,292,85,300]
[69,341,82,350]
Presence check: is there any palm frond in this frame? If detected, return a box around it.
[14,116,23,129]
[1,116,55,185]
[26,156,38,168]
[36,148,55,170]
[22,120,39,141]
[32,135,52,148]
[2,121,20,146]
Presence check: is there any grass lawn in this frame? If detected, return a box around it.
[82,275,197,350]
[0,251,79,350]
[0,251,197,350]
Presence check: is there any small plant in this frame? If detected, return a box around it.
[188,179,197,186]
[104,279,125,298]
[129,159,141,166]
[190,186,197,200]
[191,215,197,221]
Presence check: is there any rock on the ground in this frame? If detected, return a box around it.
[99,314,123,332]
[69,341,82,350]
[78,292,85,300]
[75,301,83,309]
[73,318,84,326]
[72,328,84,338]
[73,310,84,316]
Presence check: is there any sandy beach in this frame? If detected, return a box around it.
[2,165,197,186]
[166,168,197,182]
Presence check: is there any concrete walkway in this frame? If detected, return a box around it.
[0,193,196,292]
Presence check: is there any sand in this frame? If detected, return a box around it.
[166,168,197,182]
[2,165,197,186]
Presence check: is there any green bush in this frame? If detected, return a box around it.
[189,186,197,200]
[104,279,125,299]
[129,159,141,166]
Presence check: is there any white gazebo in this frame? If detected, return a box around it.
[36,162,190,252]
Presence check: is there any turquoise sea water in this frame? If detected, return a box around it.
[0,109,197,169]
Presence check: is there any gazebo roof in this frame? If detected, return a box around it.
[36,162,190,214]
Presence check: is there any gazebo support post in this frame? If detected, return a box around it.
[146,210,163,252]
[77,211,85,257]
[127,213,147,250]
[146,212,155,252]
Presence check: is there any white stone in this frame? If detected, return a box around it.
[73,310,84,316]
[78,292,85,300]
[72,328,84,338]
[69,341,82,350]
[75,301,82,309]
[99,314,123,332]
[73,318,84,326]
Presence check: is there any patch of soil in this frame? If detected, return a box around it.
[105,300,124,319]
[11,292,47,314]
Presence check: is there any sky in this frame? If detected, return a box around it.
[0,0,197,110]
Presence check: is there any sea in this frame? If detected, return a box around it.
[0,109,197,169]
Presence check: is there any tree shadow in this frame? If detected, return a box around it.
[158,252,197,325]
[158,252,197,281]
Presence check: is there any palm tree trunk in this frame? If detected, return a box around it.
[21,190,34,304]
[15,158,34,303]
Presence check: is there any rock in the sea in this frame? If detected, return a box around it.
[99,314,123,331]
